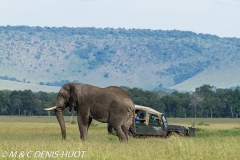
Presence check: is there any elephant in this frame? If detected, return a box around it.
[45,82,135,142]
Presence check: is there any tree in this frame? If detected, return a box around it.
[0,90,11,115]
[206,97,220,118]
[10,90,22,115]
[33,99,42,116]
[162,94,179,117]
[21,90,36,116]
[189,93,203,118]
[11,97,22,115]
[195,84,214,97]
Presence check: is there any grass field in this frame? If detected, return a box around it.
[0,116,240,160]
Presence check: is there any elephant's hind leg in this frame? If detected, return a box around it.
[121,125,129,140]
[115,126,128,142]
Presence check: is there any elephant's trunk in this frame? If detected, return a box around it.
[55,108,66,140]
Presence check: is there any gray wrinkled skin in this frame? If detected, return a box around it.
[54,82,135,142]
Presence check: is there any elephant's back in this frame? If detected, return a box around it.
[86,85,135,112]
[103,86,133,101]
[105,86,135,112]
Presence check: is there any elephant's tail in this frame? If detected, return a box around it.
[126,113,133,127]
[126,104,135,126]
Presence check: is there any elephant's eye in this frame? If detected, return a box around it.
[59,93,67,98]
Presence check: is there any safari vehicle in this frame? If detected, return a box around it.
[108,105,195,137]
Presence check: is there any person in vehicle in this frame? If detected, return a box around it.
[139,113,145,123]
[134,113,140,123]
[149,115,156,123]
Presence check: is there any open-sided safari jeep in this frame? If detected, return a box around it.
[108,105,195,137]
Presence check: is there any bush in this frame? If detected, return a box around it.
[197,122,210,126]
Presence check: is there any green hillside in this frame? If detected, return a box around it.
[0,26,240,91]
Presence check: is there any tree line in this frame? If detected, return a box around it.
[0,84,240,118]
[123,85,240,118]
[0,90,57,116]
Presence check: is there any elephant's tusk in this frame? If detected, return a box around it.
[44,106,57,111]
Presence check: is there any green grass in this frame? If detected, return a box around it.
[1,116,240,160]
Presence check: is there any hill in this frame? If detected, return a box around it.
[0,26,240,91]
[0,80,60,92]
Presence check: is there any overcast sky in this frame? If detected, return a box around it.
[0,0,239,38]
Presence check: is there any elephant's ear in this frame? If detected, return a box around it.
[69,83,78,112]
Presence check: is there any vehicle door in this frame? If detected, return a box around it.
[147,114,165,136]
[134,110,148,135]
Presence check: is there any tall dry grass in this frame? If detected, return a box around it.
[0,116,240,160]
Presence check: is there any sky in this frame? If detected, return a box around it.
[0,0,240,38]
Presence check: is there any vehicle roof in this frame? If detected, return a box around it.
[135,104,163,115]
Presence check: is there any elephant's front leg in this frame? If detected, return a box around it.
[77,113,90,141]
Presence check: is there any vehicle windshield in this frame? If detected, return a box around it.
[162,115,168,125]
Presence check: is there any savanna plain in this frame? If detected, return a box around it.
[0,116,240,160]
